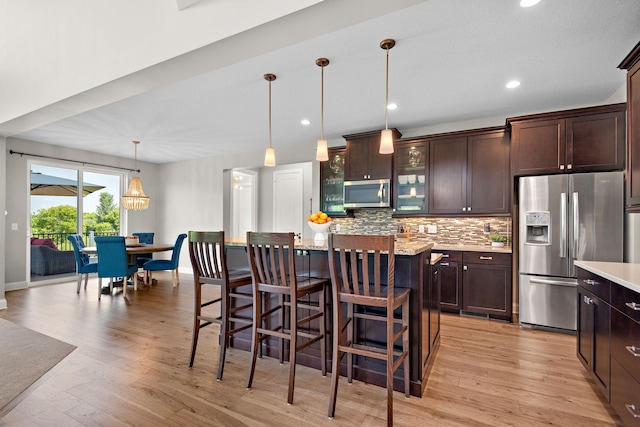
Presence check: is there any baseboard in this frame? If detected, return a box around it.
[5,281,27,292]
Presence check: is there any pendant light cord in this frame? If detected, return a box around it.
[268,79,273,149]
[384,46,390,130]
[321,65,325,140]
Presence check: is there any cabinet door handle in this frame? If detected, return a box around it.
[582,279,599,286]
[440,262,449,266]
[626,302,640,311]
[467,207,471,211]
[479,256,493,260]
[625,404,640,419]
[462,207,467,212]
[583,295,592,304]
[567,164,572,170]
[463,265,468,270]
[560,164,565,170]
[441,254,450,258]
[626,346,640,357]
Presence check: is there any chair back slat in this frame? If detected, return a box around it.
[189,231,226,283]
[327,234,394,300]
[247,232,296,289]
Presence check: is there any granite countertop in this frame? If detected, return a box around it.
[574,260,640,294]
[430,253,443,265]
[431,243,513,254]
[225,238,434,256]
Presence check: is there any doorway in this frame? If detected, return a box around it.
[29,162,123,284]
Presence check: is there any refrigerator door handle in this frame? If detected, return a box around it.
[529,277,577,287]
[572,192,579,258]
[560,193,567,258]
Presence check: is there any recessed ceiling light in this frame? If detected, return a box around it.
[387,103,398,110]
[506,80,521,89]
[301,119,310,125]
[520,0,541,7]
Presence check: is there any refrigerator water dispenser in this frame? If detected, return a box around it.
[525,211,550,245]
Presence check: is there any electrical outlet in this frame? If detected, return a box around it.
[335,224,341,232]
[427,225,437,234]
[11,223,18,231]
[418,225,425,233]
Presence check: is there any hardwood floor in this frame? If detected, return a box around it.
[0,273,622,426]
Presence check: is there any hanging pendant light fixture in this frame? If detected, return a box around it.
[315,57,329,162]
[379,38,396,154]
[263,73,277,167]
[121,140,150,210]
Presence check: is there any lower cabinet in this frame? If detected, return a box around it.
[433,250,462,313]
[462,252,512,321]
[576,266,640,426]
[577,285,611,399]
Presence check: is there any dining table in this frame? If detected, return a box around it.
[81,242,175,290]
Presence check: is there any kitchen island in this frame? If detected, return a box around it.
[574,261,640,426]
[224,237,437,397]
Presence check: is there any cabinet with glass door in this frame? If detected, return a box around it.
[320,148,349,216]
[394,139,428,214]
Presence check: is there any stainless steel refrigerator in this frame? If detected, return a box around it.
[518,172,623,331]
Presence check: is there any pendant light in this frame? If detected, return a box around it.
[379,38,396,154]
[315,58,329,162]
[264,73,277,167]
[121,140,150,210]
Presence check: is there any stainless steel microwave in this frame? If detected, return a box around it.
[343,179,390,208]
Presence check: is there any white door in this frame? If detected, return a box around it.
[273,169,303,236]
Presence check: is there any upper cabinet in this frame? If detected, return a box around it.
[320,147,349,217]
[619,41,640,209]
[429,128,510,215]
[509,103,626,176]
[394,138,428,213]
[343,129,399,181]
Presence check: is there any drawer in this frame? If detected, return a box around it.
[576,268,610,302]
[611,308,640,384]
[462,251,511,266]
[611,358,640,426]
[611,282,640,323]
[432,250,462,263]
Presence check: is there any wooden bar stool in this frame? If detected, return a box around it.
[187,231,253,380]
[326,233,410,427]
[245,231,327,405]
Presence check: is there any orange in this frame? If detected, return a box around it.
[310,213,318,221]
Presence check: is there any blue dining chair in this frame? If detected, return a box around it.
[132,232,154,267]
[95,236,138,299]
[67,234,99,294]
[143,233,187,287]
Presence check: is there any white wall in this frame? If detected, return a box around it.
[4,137,158,288]
[0,136,6,308]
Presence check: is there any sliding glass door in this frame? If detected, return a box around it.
[29,162,123,283]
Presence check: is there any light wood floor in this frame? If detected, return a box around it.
[0,273,622,426]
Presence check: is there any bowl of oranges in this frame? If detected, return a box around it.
[307,211,332,242]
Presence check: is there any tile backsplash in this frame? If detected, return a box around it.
[331,209,511,247]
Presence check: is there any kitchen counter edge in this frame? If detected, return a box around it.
[574,260,640,294]
[225,238,434,256]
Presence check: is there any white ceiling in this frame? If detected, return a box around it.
[10,0,640,164]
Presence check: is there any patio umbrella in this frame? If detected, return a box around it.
[30,172,105,197]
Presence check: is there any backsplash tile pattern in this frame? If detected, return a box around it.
[331,209,511,248]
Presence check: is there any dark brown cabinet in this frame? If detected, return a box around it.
[619,41,640,209]
[509,104,626,176]
[432,250,462,313]
[576,265,640,425]
[462,251,512,320]
[320,148,349,217]
[429,129,510,215]
[609,281,640,426]
[394,138,428,214]
[343,129,399,181]
[577,285,611,399]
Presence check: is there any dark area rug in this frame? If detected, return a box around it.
[0,318,76,418]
